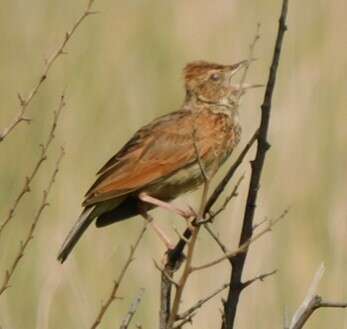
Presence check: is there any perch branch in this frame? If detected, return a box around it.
[177,283,230,322]
[90,223,147,329]
[0,94,66,239]
[0,147,65,296]
[166,128,210,328]
[222,1,289,328]
[0,0,97,143]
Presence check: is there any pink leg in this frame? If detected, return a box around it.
[139,205,174,250]
[138,192,196,220]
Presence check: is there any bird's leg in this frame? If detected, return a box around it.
[138,192,196,222]
[138,204,174,250]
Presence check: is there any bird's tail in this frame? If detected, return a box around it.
[57,207,95,263]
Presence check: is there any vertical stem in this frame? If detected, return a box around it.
[222,1,289,328]
[159,268,173,329]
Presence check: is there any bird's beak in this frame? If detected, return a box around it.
[227,58,257,77]
[229,83,264,99]
[232,83,264,90]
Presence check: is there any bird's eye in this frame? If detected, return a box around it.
[210,73,221,81]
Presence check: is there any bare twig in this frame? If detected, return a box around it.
[235,23,261,103]
[207,174,244,222]
[289,264,347,329]
[252,216,270,231]
[0,147,65,296]
[119,288,145,329]
[173,314,195,329]
[204,224,228,254]
[242,269,277,289]
[90,223,147,329]
[177,283,229,322]
[0,0,97,143]
[191,209,287,272]
[0,95,66,238]
[222,2,289,328]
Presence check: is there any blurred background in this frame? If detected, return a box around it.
[0,0,346,328]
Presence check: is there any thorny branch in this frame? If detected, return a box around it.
[177,283,230,322]
[222,1,289,328]
[0,95,66,239]
[90,223,147,329]
[0,0,97,143]
[242,269,277,289]
[0,147,65,296]
[191,209,288,272]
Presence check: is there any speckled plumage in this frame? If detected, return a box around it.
[58,60,247,262]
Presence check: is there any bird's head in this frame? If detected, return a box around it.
[184,60,259,106]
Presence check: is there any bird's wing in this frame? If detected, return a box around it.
[83,110,219,206]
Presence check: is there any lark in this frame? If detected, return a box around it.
[58,60,259,263]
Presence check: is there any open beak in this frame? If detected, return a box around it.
[228,83,264,99]
[227,58,257,78]
[232,83,264,90]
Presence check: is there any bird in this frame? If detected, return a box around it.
[57,60,259,263]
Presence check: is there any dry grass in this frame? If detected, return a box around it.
[0,1,346,328]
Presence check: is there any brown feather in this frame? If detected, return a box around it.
[83,107,239,206]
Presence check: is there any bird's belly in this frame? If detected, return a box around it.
[143,119,241,201]
[144,162,207,200]
[144,145,235,201]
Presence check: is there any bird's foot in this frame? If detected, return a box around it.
[139,192,197,223]
[139,206,174,250]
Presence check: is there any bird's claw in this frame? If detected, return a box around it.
[180,205,198,220]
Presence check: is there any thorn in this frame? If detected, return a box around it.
[21,116,32,124]
[264,141,271,151]
[17,93,26,106]
[86,10,100,16]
